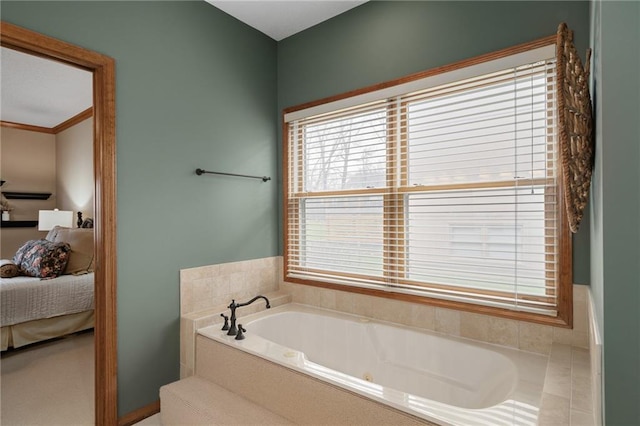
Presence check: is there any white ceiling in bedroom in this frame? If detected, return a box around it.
[0,47,92,129]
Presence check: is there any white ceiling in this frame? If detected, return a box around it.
[205,0,368,41]
[0,47,92,129]
[0,1,365,129]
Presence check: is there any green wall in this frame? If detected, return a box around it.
[1,1,278,415]
[590,1,640,424]
[4,0,619,419]
[277,0,591,283]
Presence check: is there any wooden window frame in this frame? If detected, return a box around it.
[283,35,572,328]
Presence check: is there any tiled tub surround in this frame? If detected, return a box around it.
[538,343,596,426]
[279,282,591,355]
[180,257,290,378]
[279,281,598,425]
[181,257,281,315]
[180,257,599,425]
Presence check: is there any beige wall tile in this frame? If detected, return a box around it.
[538,393,570,426]
[180,266,205,282]
[519,322,553,354]
[317,288,337,311]
[460,312,490,342]
[203,264,221,278]
[571,331,589,349]
[571,381,593,413]
[289,284,305,303]
[244,269,262,291]
[181,257,286,381]
[191,278,215,313]
[180,317,191,365]
[549,343,572,367]
[574,298,589,334]
[279,281,294,295]
[194,313,223,331]
[180,281,194,315]
[297,285,321,306]
[460,312,519,348]
[218,259,244,276]
[275,288,588,355]
[277,256,284,280]
[211,275,231,299]
[227,271,245,297]
[373,297,413,325]
[181,318,195,378]
[553,326,574,346]
[182,290,291,379]
[549,345,595,419]
[352,293,378,318]
[486,316,519,348]
[259,267,278,292]
[544,363,572,399]
[276,267,592,356]
[181,258,280,316]
[249,257,272,270]
[334,290,355,314]
[571,347,590,368]
[573,284,588,302]
[571,409,595,426]
[410,304,435,330]
[554,329,587,350]
[435,308,460,336]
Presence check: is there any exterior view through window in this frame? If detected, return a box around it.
[284,40,571,324]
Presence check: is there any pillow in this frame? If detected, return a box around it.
[13,239,71,279]
[52,227,94,275]
[45,225,63,242]
[0,259,19,278]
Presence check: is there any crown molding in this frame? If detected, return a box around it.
[53,107,93,133]
[0,120,55,133]
[1,107,93,134]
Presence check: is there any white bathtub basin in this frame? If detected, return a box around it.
[199,303,547,425]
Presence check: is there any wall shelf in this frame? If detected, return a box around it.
[1,192,51,200]
[0,220,38,228]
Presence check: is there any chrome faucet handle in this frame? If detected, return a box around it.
[235,324,246,340]
[220,313,229,331]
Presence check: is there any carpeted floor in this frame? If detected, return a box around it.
[0,331,94,426]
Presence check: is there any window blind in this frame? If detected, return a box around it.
[285,43,562,316]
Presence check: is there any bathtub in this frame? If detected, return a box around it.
[198,304,547,425]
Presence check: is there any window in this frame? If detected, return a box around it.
[284,37,571,325]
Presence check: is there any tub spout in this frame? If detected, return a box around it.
[226,295,270,336]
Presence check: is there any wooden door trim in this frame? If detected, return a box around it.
[1,21,118,425]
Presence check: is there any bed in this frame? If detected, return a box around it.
[0,226,95,351]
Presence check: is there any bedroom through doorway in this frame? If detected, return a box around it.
[0,44,95,424]
[0,21,117,425]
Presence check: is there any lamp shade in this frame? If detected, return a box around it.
[38,209,73,231]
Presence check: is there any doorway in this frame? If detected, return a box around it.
[0,21,118,425]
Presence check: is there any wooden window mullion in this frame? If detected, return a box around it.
[383,100,407,282]
[545,67,557,299]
